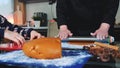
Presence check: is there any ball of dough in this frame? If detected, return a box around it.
[22,38,62,59]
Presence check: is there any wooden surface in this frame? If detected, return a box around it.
[68,41,94,45]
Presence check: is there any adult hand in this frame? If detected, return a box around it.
[30,30,44,40]
[4,30,25,45]
[90,23,110,40]
[58,25,73,40]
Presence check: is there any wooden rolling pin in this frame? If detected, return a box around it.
[94,42,119,51]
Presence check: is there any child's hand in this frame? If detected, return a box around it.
[4,30,25,45]
[30,30,44,40]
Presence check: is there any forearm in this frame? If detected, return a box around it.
[9,25,34,39]
[56,0,67,28]
[4,22,33,39]
[102,0,119,25]
[0,15,33,39]
[0,29,5,39]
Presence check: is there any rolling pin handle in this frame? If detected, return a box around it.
[96,36,114,44]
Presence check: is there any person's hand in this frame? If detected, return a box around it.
[4,30,25,45]
[58,25,73,40]
[30,30,44,40]
[90,23,110,40]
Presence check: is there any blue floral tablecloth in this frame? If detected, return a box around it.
[0,43,92,68]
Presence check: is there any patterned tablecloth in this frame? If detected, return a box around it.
[0,43,92,68]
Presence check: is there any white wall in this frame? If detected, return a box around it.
[0,0,14,17]
[26,2,56,21]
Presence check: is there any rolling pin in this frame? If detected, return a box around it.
[62,36,114,43]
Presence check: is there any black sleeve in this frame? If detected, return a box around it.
[102,0,119,26]
[0,29,4,39]
[0,15,33,39]
[56,0,68,28]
